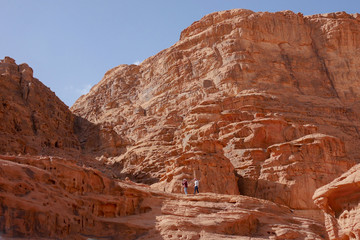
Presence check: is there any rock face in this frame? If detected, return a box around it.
[72,9,358,209]
[0,154,328,239]
[0,154,156,239]
[313,164,360,240]
[0,57,80,157]
[1,8,360,240]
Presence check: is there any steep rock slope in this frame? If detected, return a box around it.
[0,56,331,239]
[72,9,359,210]
[1,8,360,240]
[0,57,80,157]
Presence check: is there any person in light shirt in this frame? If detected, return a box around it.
[193,178,200,195]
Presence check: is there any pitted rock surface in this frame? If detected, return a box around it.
[1,9,360,239]
[72,10,358,205]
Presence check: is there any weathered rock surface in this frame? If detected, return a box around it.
[72,9,359,210]
[1,8,360,240]
[0,154,154,239]
[0,57,80,157]
[313,164,360,240]
[0,155,328,239]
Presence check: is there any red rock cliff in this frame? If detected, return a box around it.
[72,9,358,209]
[1,8,360,240]
[0,57,81,157]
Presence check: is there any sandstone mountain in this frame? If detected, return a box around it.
[1,9,360,240]
[0,57,81,157]
[72,9,359,209]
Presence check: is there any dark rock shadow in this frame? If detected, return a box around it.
[73,116,159,184]
[73,116,127,157]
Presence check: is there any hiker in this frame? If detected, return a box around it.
[193,178,200,195]
[182,179,188,195]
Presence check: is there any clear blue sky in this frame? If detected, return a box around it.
[1,0,359,107]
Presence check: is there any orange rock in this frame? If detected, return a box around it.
[70,9,359,207]
[0,155,153,239]
[2,8,360,239]
[0,155,327,239]
[0,57,81,157]
[314,163,360,240]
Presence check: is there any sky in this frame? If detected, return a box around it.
[1,0,360,107]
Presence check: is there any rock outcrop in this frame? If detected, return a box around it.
[0,154,157,239]
[0,154,328,239]
[0,57,80,157]
[313,164,360,240]
[72,9,359,210]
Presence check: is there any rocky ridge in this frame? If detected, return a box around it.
[0,57,81,157]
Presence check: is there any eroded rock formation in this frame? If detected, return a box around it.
[314,164,360,240]
[0,57,80,157]
[72,9,359,209]
[1,8,360,240]
[0,154,154,239]
[0,155,328,239]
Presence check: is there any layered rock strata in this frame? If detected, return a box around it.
[313,164,360,240]
[0,155,328,239]
[1,8,360,240]
[0,154,154,239]
[0,57,80,157]
[72,9,359,209]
